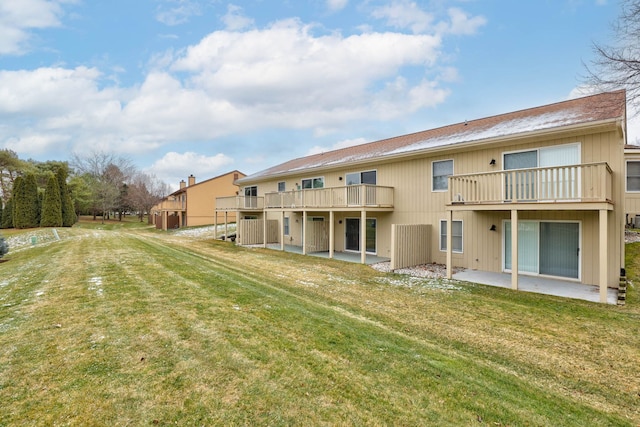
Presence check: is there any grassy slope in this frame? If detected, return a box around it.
[0,221,638,426]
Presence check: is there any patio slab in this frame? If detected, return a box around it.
[260,244,618,304]
[452,270,618,304]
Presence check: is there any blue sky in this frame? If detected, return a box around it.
[0,0,630,190]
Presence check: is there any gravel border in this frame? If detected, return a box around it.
[371,261,464,279]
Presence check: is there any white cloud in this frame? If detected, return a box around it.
[307,137,368,155]
[443,8,487,36]
[0,0,72,55]
[148,151,234,188]
[327,0,348,12]
[222,4,254,31]
[155,0,202,26]
[371,0,434,34]
[0,66,109,115]
[0,11,480,168]
[171,18,445,128]
[371,1,486,36]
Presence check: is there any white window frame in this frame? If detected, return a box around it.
[501,219,581,281]
[345,170,377,186]
[277,181,286,192]
[502,143,581,168]
[432,159,454,192]
[283,217,290,235]
[301,177,324,189]
[243,185,258,208]
[344,217,377,254]
[439,219,463,253]
[502,142,581,201]
[626,160,640,192]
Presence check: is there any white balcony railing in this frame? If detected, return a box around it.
[448,162,612,205]
[215,196,265,211]
[217,185,394,211]
[264,184,394,209]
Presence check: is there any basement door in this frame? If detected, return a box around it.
[345,218,377,254]
[504,221,580,279]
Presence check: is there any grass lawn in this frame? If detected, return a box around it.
[0,221,638,426]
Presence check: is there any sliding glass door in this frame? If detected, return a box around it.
[504,221,579,279]
[539,222,580,278]
[345,218,376,253]
[503,143,580,201]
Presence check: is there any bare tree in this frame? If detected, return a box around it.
[127,172,170,222]
[71,151,136,222]
[585,0,640,114]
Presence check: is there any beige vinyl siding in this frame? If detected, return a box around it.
[249,125,624,288]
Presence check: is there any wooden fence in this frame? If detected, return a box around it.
[390,224,431,270]
[306,221,329,253]
[238,219,279,245]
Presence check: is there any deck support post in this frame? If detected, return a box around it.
[224,211,229,243]
[361,210,367,264]
[281,211,285,251]
[599,209,608,303]
[302,211,307,255]
[511,209,519,290]
[214,209,218,238]
[446,210,452,279]
[329,211,335,259]
[263,213,267,248]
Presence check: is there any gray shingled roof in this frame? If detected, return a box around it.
[239,90,626,183]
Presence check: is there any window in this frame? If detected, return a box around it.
[504,221,579,279]
[504,143,580,200]
[440,220,463,253]
[345,218,377,253]
[346,170,377,205]
[278,181,286,192]
[244,186,258,208]
[301,177,324,189]
[346,170,377,185]
[627,161,640,191]
[284,217,290,235]
[432,160,453,191]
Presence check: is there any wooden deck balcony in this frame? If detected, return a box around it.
[216,196,265,211]
[159,199,186,210]
[448,162,612,209]
[264,184,394,210]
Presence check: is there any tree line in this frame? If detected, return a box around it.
[0,149,170,229]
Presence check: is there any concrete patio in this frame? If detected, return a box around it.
[261,244,619,304]
[264,244,389,264]
[452,270,618,304]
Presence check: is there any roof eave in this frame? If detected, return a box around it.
[238,117,622,185]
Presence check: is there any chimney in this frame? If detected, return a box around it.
[179,180,186,189]
[188,174,196,186]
